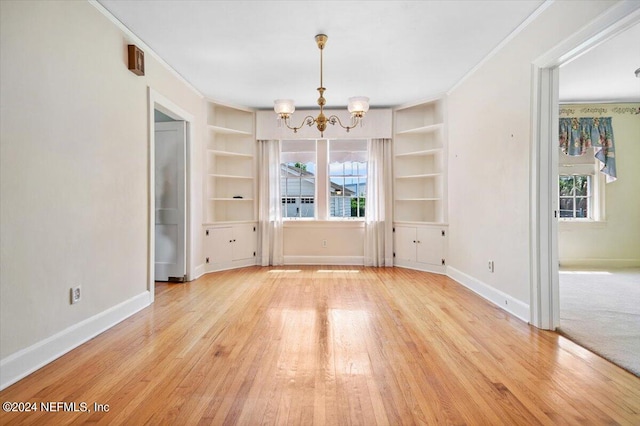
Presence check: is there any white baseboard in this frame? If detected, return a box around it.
[447,267,530,323]
[204,258,257,273]
[0,291,152,391]
[284,256,364,266]
[192,263,206,280]
[394,260,447,275]
[559,258,640,269]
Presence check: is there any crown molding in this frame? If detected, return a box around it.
[88,0,204,99]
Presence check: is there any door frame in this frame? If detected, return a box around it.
[529,2,640,329]
[148,87,194,302]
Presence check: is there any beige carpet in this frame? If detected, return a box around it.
[559,268,640,377]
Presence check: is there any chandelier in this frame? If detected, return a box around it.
[274,34,369,137]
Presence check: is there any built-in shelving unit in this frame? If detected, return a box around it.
[204,101,257,272]
[393,97,448,273]
[394,100,446,223]
[205,102,256,224]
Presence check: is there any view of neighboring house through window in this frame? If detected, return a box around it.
[329,140,367,218]
[559,175,591,218]
[279,139,369,220]
[281,140,316,218]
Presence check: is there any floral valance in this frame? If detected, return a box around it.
[559,117,616,182]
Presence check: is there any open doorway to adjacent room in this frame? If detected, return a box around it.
[148,88,194,301]
[555,22,640,376]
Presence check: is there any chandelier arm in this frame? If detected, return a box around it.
[283,115,317,133]
[327,114,360,132]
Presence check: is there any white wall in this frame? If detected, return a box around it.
[446,1,619,306]
[0,0,204,386]
[558,103,640,267]
[283,222,365,265]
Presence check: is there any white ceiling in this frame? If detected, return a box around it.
[559,22,640,104]
[97,1,639,109]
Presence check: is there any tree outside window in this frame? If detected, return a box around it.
[559,175,591,219]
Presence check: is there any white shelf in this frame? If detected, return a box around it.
[394,220,448,226]
[395,148,442,157]
[396,173,442,179]
[395,197,442,201]
[396,123,443,135]
[210,198,254,201]
[208,174,253,179]
[208,124,253,136]
[208,150,253,158]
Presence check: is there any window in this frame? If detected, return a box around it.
[558,148,604,221]
[281,140,316,218]
[279,139,369,220]
[559,175,591,219]
[329,140,367,218]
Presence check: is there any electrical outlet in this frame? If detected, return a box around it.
[322,239,327,248]
[70,286,81,304]
[488,261,495,273]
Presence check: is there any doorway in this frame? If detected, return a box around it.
[148,88,194,301]
[530,3,640,330]
[154,119,186,282]
[555,22,640,376]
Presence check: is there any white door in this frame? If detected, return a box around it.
[394,226,417,263]
[155,121,186,282]
[207,227,233,265]
[232,224,256,261]
[416,227,443,266]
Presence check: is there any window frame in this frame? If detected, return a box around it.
[558,174,592,220]
[328,140,368,221]
[557,148,605,223]
[557,172,605,222]
[280,140,317,220]
[279,139,369,221]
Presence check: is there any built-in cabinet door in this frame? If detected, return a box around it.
[416,227,444,266]
[394,224,447,273]
[232,224,256,261]
[206,227,233,264]
[394,227,417,263]
[204,224,257,270]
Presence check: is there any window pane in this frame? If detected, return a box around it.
[559,198,574,218]
[329,162,344,177]
[575,197,588,218]
[330,197,349,217]
[559,176,574,196]
[281,140,316,218]
[330,177,345,195]
[574,176,589,196]
[558,174,592,220]
[329,140,367,219]
[351,196,365,218]
[300,198,315,217]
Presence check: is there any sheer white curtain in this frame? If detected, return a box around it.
[364,138,393,267]
[258,140,283,265]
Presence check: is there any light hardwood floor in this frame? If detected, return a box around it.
[1,266,639,425]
